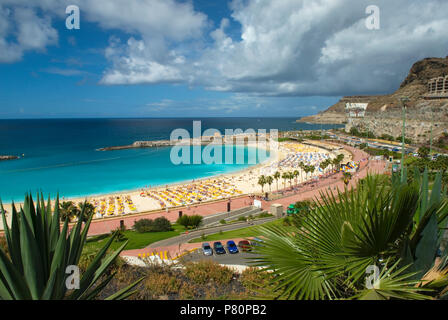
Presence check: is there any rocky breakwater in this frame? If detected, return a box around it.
[0,155,19,161]
[97,136,221,151]
[97,133,274,151]
[97,140,176,151]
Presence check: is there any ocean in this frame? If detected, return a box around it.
[0,118,341,202]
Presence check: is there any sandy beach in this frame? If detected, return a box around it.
[0,140,352,229]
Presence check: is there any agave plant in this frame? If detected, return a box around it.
[0,194,143,300]
[251,169,448,300]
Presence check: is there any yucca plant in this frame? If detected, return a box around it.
[251,171,448,300]
[0,194,143,300]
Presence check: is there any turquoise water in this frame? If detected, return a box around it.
[0,118,341,202]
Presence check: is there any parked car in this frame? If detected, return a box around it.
[202,243,213,256]
[226,240,239,254]
[238,240,252,252]
[213,241,226,254]
[250,237,265,247]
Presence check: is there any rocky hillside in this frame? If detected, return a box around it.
[298,56,448,143]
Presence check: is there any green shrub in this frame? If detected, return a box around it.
[189,215,203,228]
[176,215,203,229]
[152,217,173,232]
[220,219,227,224]
[133,219,154,233]
[133,217,172,233]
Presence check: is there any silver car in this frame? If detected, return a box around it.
[202,243,213,256]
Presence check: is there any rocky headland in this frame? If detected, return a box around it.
[298,56,448,143]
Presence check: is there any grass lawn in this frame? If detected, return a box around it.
[189,219,286,243]
[84,224,185,252]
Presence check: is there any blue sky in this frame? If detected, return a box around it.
[1,0,447,119]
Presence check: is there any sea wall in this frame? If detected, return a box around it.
[97,134,275,151]
[0,155,19,161]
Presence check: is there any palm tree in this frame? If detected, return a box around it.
[251,170,448,300]
[305,165,314,181]
[282,172,289,190]
[78,202,95,222]
[274,171,281,191]
[60,201,79,222]
[334,154,345,172]
[258,175,266,193]
[293,170,300,186]
[266,176,274,192]
[299,162,305,182]
[288,172,294,188]
[320,160,329,175]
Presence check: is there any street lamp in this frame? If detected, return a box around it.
[400,96,410,180]
[430,107,434,155]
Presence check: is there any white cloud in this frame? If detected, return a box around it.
[99,0,448,96]
[2,0,448,97]
[0,0,206,67]
[43,67,85,76]
[0,5,57,62]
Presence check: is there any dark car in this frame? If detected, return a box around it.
[226,240,239,254]
[238,240,252,252]
[213,241,226,254]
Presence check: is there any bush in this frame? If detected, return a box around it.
[144,272,182,298]
[176,215,203,229]
[133,219,154,233]
[184,260,233,285]
[152,217,173,232]
[133,217,172,233]
[189,215,203,228]
[240,267,275,297]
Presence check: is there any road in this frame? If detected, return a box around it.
[147,217,277,248]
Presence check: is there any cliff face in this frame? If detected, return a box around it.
[298,56,448,142]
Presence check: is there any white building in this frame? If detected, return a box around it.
[345,103,368,118]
